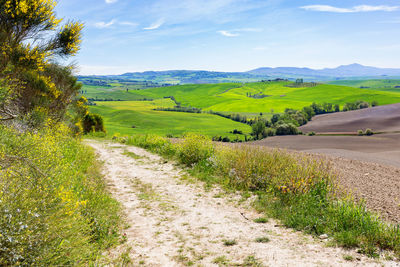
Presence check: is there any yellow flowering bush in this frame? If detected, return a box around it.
[0,0,83,125]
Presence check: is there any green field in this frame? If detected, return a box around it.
[85,80,400,137]
[90,99,252,138]
[327,79,400,93]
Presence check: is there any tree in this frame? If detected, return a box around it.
[251,120,266,140]
[0,0,83,124]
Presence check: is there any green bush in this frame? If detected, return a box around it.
[0,125,120,265]
[357,130,364,136]
[365,129,373,136]
[276,123,299,135]
[177,134,214,166]
[307,131,316,136]
[82,113,106,134]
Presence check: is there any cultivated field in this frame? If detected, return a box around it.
[247,103,400,222]
[299,103,400,134]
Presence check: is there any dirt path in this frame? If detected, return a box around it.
[87,140,395,267]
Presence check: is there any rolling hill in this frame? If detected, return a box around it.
[79,64,400,84]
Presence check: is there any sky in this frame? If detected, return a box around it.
[55,0,400,75]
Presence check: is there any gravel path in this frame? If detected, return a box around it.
[87,140,395,266]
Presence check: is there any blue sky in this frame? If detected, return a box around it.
[55,0,400,75]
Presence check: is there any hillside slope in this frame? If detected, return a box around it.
[299,103,400,133]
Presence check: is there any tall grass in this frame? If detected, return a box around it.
[0,125,121,265]
[125,133,400,258]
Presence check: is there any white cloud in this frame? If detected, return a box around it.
[218,30,239,37]
[94,20,115,28]
[143,19,165,30]
[119,21,138,27]
[105,0,118,4]
[300,5,400,13]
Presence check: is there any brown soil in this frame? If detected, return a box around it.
[299,103,400,134]
[87,140,394,266]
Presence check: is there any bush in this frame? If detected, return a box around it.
[263,128,276,137]
[82,113,106,134]
[0,125,120,265]
[364,129,373,136]
[177,134,214,166]
[357,130,364,136]
[126,134,175,156]
[307,131,316,136]
[276,123,299,135]
[222,136,231,142]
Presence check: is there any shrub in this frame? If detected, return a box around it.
[126,134,174,156]
[82,113,106,134]
[222,136,231,142]
[263,128,276,137]
[364,129,373,136]
[177,134,214,166]
[357,130,364,136]
[276,123,299,135]
[307,131,316,136]
[0,125,120,265]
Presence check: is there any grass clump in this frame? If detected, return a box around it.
[253,217,268,223]
[122,133,400,258]
[0,125,121,265]
[255,237,270,243]
[223,239,237,246]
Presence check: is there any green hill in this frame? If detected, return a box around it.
[86,81,400,137]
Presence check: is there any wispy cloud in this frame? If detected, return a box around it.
[143,19,165,30]
[94,20,115,28]
[120,21,138,27]
[217,28,261,37]
[218,30,239,37]
[300,5,400,13]
[105,0,118,4]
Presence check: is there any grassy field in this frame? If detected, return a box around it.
[327,79,400,93]
[84,80,400,137]
[89,99,252,138]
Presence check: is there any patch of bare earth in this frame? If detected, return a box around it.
[87,140,396,266]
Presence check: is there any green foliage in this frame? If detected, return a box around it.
[365,128,373,136]
[251,121,266,140]
[0,0,83,124]
[275,123,299,135]
[82,112,106,134]
[0,125,120,265]
[253,217,268,223]
[177,134,214,166]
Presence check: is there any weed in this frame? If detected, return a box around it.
[255,237,270,243]
[223,239,238,246]
[343,254,354,261]
[253,217,268,224]
[241,255,264,266]
[122,150,142,159]
[213,255,229,266]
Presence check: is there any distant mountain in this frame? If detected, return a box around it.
[79,64,400,85]
[248,63,400,78]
